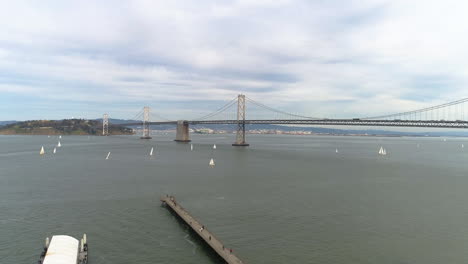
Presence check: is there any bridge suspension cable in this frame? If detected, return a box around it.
[128,109,144,122]
[245,96,322,120]
[362,97,468,120]
[150,112,174,122]
[193,97,238,120]
[125,107,173,122]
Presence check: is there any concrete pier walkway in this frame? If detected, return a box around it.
[161,195,244,264]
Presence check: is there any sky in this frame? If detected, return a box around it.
[1,0,467,121]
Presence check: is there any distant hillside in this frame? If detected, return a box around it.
[0,120,18,126]
[0,119,133,135]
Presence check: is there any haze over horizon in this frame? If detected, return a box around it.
[1,0,467,121]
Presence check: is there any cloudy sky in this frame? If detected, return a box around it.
[1,0,467,121]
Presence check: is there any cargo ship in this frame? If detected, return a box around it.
[38,234,88,264]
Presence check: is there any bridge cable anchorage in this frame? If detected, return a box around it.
[361,97,468,120]
[245,96,323,120]
[193,97,238,121]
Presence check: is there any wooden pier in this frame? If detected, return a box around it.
[161,195,244,264]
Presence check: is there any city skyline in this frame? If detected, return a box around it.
[1,0,467,120]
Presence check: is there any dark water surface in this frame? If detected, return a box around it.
[1,134,468,263]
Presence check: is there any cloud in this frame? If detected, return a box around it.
[0,0,467,120]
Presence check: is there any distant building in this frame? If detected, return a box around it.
[194,128,214,134]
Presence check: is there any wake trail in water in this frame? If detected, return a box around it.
[184,234,197,254]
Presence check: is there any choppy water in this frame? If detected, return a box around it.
[1,134,468,263]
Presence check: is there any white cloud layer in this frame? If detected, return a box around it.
[0,0,467,119]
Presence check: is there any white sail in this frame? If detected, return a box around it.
[53,147,56,154]
[106,152,111,160]
[57,141,61,147]
[190,144,193,151]
[150,147,154,156]
[462,144,465,148]
[378,146,384,155]
[382,148,387,155]
[335,148,338,153]
[213,144,216,150]
[209,158,215,167]
[48,135,50,138]
[59,135,62,139]
[40,146,45,155]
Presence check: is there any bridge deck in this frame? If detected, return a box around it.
[120,119,468,129]
[161,195,244,264]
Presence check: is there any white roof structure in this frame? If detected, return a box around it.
[43,235,79,264]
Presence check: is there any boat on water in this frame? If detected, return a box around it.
[378,146,387,156]
[59,135,62,139]
[335,148,339,153]
[213,144,216,150]
[150,147,154,156]
[190,144,193,151]
[40,146,45,155]
[106,152,111,160]
[209,158,215,168]
[53,147,57,154]
[38,234,88,264]
[57,141,62,147]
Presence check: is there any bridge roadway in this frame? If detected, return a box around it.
[120,119,468,129]
[161,195,244,264]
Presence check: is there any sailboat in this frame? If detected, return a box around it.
[335,148,339,153]
[106,152,111,160]
[462,144,465,148]
[378,146,387,156]
[150,147,154,156]
[53,147,56,154]
[40,146,45,155]
[190,144,193,151]
[209,158,215,168]
[213,144,216,150]
[59,135,62,139]
[57,141,61,147]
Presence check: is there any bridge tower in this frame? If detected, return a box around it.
[232,94,249,146]
[140,106,152,139]
[102,114,109,136]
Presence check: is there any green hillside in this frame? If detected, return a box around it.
[0,119,133,135]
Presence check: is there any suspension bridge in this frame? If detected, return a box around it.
[101,95,468,146]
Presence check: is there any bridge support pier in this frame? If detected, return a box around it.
[232,94,249,146]
[174,120,191,142]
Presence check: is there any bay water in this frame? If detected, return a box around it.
[1,134,468,263]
